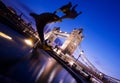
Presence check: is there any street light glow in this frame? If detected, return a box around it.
[69,60,74,66]
[80,50,84,55]
[24,39,33,47]
[0,32,12,40]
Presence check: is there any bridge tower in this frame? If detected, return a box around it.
[61,28,83,55]
[45,27,60,46]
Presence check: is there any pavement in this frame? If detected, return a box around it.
[0,22,89,83]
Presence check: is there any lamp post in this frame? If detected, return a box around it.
[75,50,84,62]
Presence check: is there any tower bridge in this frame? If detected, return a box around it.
[0,1,120,83]
[45,27,83,55]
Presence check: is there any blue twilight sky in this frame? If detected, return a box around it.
[3,0,120,79]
